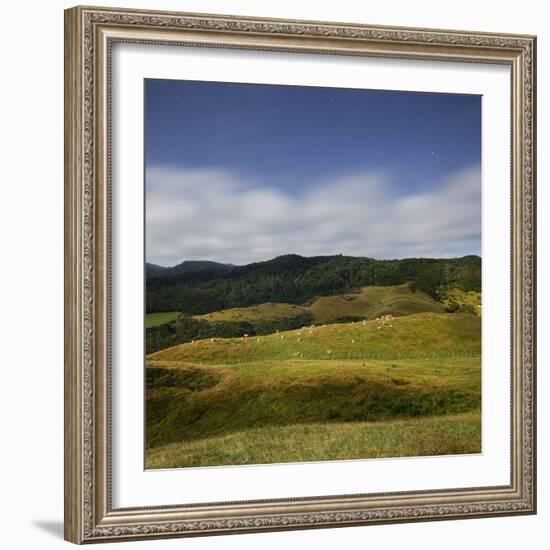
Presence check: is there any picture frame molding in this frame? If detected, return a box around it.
[64,5,536,544]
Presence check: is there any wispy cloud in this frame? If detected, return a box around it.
[146,165,481,267]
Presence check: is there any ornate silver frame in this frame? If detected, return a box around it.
[64,5,537,544]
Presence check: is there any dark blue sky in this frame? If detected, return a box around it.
[145,79,480,197]
[145,79,481,266]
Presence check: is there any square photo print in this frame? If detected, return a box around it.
[144,79,482,470]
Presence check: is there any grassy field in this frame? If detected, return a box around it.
[195,302,309,322]
[308,284,444,322]
[146,411,481,469]
[193,284,444,324]
[146,354,480,460]
[146,310,481,469]
[146,311,180,328]
[149,312,480,364]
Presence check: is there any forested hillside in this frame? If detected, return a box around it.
[146,254,481,315]
[145,260,234,278]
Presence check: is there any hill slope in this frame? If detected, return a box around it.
[195,302,309,322]
[146,311,482,466]
[146,355,481,450]
[149,312,480,363]
[194,284,445,325]
[308,284,444,322]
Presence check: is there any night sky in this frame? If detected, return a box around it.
[145,79,481,267]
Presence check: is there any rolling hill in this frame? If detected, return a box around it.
[149,312,481,363]
[146,311,481,468]
[145,255,482,468]
[146,352,481,456]
[194,284,445,325]
[195,302,309,322]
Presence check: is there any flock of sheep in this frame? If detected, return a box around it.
[245,315,396,358]
[188,315,397,360]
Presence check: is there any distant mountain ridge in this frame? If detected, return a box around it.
[146,253,481,315]
[146,260,235,278]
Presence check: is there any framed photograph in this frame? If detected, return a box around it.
[64,5,537,544]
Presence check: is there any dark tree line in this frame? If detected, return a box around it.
[146,254,481,315]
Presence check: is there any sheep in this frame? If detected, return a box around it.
[376,313,395,329]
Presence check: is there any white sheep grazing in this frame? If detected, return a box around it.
[281,335,285,339]
[210,338,216,343]
[351,339,355,344]
[297,337,302,343]
[243,333,249,338]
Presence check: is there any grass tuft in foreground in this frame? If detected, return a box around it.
[146,411,481,469]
